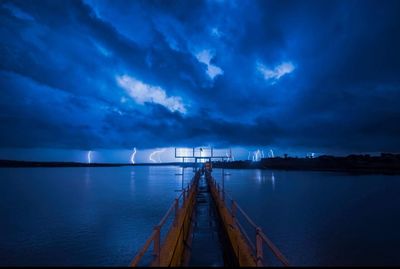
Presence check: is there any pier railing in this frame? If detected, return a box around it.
[206,171,290,267]
[130,170,201,267]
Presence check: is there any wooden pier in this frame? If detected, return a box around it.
[130,165,289,267]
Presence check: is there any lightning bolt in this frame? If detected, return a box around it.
[253,150,257,161]
[130,147,137,164]
[269,149,274,158]
[261,150,265,158]
[248,151,251,160]
[87,150,92,164]
[158,148,166,163]
[252,149,261,162]
[225,149,232,161]
[149,151,157,163]
[149,148,166,163]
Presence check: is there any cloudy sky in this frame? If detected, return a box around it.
[1,0,400,162]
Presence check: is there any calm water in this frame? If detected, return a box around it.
[0,166,193,266]
[213,169,400,266]
[0,166,399,266]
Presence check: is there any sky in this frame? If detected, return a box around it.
[1,0,400,162]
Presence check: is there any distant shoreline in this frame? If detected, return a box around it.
[0,160,190,168]
[213,153,400,175]
[1,153,400,175]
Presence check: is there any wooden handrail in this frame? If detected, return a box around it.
[234,201,259,229]
[260,232,290,266]
[157,200,177,227]
[235,218,256,252]
[130,229,157,266]
[130,170,200,267]
[208,173,290,267]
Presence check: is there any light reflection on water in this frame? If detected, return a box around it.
[129,170,135,193]
[271,172,275,191]
[84,167,91,188]
[247,169,276,190]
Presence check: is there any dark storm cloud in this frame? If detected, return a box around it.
[0,0,400,153]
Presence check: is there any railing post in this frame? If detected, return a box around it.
[256,227,264,266]
[154,225,161,266]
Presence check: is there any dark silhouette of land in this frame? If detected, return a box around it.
[1,153,400,174]
[212,153,400,174]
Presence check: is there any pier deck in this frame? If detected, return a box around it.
[187,174,224,266]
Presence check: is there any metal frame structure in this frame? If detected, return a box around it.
[174,147,231,163]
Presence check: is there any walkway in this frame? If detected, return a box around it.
[188,174,224,266]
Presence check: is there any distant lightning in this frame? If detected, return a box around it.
[149,151,158,163]
[269,149,274,158]
[226,149,232,162]
[261,150,265,158]
[248,151,251,160]
[87,150,92,164]
[130,147,137,164]
[149,148,166,163]
[158,149,166,162]
[252,149,261,162]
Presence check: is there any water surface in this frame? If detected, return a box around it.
[213,169,400,266]
[0,166,193,266]
[1,166,399,266]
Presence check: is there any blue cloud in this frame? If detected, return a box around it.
[1,0,400,157]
